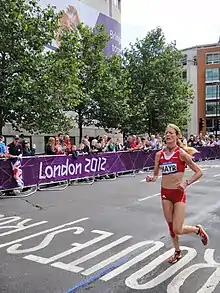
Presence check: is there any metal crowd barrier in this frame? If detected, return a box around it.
[0,146,220,199]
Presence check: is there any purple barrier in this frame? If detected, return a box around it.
[0,157,38,191]
[38,150,157,184]
[194,146,220,161]
[0,147,219,191]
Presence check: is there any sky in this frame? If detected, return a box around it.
[121,0,220,50]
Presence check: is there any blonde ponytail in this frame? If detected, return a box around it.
[166,123,199,156]
[177,138,199,156]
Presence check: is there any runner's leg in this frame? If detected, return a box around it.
[173,202,209,245]
[162,199,182,263]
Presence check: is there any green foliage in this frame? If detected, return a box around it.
[0,1,193,140]
[58,23,110,141]
[91,54,131,132]
[0,0,75,134]
[87,27,193,136]
[122,27,193,134]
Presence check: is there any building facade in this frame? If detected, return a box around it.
[3,0,122,153]
[197,45,220,135]
[182,40,220,136]
[81,0,121,23]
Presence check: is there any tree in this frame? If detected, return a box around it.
[0,0,78,134]
[123,27,193,135]
[90,54,131,134]
[58,23,110,142]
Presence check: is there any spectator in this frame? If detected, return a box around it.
[55,136,63,154]
[0,135,6,158]
[84,135,91,148]
[19,134,25,145]
[7,135,23,157]
[58,133,65,146]
[149,135,158,150]
[94,137,105,153]
[134,137,142,150]
[182,136,188,146]
[64,135,72,153]
[91,139,98,152]
[208,135,217,147]
[187,135,196,147]
[70,145,78,159]
[156,136,163,149]
[124,136,133,150]
[115,138,123,151]
[82,138,90,153]
[22,141,35,156]
[131,135,137,148]
[45,137,57,155]
[106,137,115,152]
[78,143,86,154]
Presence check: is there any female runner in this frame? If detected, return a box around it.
[146,124,209,264]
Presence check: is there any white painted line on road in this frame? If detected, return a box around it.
[0,216,47,237]
[138,193,160,202]
[101,241,164,281]
[125,246,197,290]
[213,173,220,178]
[138,181,201,202]
[7,226,85,254]
[199,164,220,168]
[189,180,200,186]
[24,230,113,265]
[140,176,162,183]
[167,263,216,293]
[82,241,161,277]
[0,218,89,249]
[52,235,133,273]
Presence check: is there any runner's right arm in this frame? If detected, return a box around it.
[147,151,161,182]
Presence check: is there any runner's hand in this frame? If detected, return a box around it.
[146,175,153,182]
[177,181,188,190]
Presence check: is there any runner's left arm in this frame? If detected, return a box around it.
[180,151,203,185]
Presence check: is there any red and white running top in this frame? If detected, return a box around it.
[159,147,186,175]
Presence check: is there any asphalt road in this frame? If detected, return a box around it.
[1,160,220,293]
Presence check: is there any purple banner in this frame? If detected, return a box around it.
[0,157,38,191]
[0,147,220,191]
[96,13,121,55]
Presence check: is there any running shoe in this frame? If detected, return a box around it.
[168,250,182,264]
[196,225,209,246]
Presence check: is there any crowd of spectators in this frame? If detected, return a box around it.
[44,133,163,157]
[0,134,35,158]
[44,132,220,158]
[186,133,220,147]
[0,132,220,159]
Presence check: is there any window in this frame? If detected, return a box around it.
[206,53,220,64]
[206,119,213,128]
[206,101,219,116]
[181,54,187,66]
[182,70,187,81]
[114,0,121,9]
[205,68,220,82]
[193,56,197,65]
[206,85,219,99]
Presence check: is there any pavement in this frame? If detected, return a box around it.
[1,160,220,293]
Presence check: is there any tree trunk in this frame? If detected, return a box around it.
[79,121,83,144]
[148,115,152,135]
[78,110,83,143]
[0,109,4,135]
